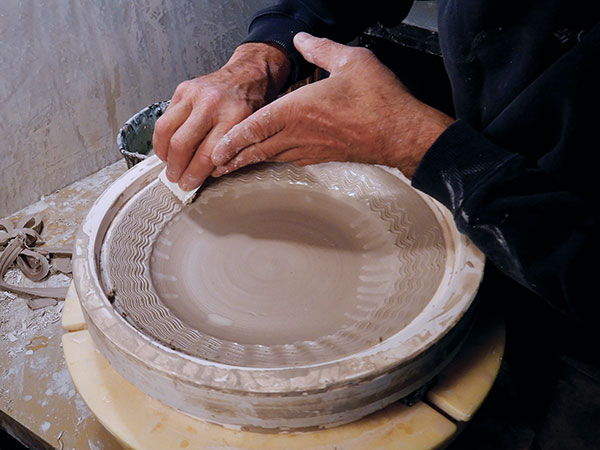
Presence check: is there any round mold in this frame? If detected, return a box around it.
[73,156,484,431]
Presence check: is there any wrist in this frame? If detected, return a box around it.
[226,42,291,101]
[390,102,454,179]
[414,109,454,156]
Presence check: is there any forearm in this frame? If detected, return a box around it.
[385,99,454,179]
[413,120,600,326]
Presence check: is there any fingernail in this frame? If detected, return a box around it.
[166,168,178,182]
[179,176,198,191]
[294,32,309,43]
[294,31,310,44]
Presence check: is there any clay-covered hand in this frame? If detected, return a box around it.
[152,43,290,191]
[211,32,454,179]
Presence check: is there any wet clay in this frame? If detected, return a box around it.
[0,215,71,301]
[103,163,447,367]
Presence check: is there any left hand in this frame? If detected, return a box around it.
[210,32,454,179]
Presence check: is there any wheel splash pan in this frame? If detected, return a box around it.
[73,156,484,431]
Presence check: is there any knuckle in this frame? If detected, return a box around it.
[194,150,213,167]
[247,147,268,163]
[172,83,187,101]
[228,120,257,144]
[201,89,221,106]
[174,80,191,94]
[153,116,169,135]
[244,119,266,141]
[312,37,331,52]
[168,136,188,154]
[352,46,374,60]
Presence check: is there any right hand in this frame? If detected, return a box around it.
[152,43,290,191]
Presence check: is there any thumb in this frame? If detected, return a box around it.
[293,32,351,73]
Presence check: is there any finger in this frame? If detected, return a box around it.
[268,148,308,163]
[270,149,330,166]
[211,135,295,177]
[293,32,358,74]
[291,159,322,167]
[152,102,192,162]
[165,111,213,182]
[211,105,284,167]
[177,148,214,191]
[177,122,231,190]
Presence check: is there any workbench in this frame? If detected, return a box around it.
[1,160,128,450]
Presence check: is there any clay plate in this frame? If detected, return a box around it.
[73,156,484,430]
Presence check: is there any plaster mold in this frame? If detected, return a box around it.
[73,156,484,430]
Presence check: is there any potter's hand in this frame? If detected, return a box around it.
[152,43,290,191]
[211,33,454,179]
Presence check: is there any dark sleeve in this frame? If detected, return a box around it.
[412,23,600,327]
[242,0,414,83]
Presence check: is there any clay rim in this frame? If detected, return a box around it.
[73,156,485,394]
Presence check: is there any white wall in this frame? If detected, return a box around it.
[0,0,272,217]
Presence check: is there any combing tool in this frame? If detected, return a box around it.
[158,167,200,205]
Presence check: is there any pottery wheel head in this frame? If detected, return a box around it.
[100,162,447,368]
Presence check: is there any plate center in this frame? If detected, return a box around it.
[150,186,398,345]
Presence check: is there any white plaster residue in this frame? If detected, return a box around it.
[10,199,50,219]
[41,421,51,433]
[88,438,105,450]
[219,133,233,147]
[260,108,272,122]
[101,387,113,404]
[474,224,510,255]
[46,367,73,398]
[441,171,462,213]
[74,394,92,424]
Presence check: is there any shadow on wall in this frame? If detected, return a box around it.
[0,0,273,217]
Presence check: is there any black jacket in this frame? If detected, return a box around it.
[244,0,600,332]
